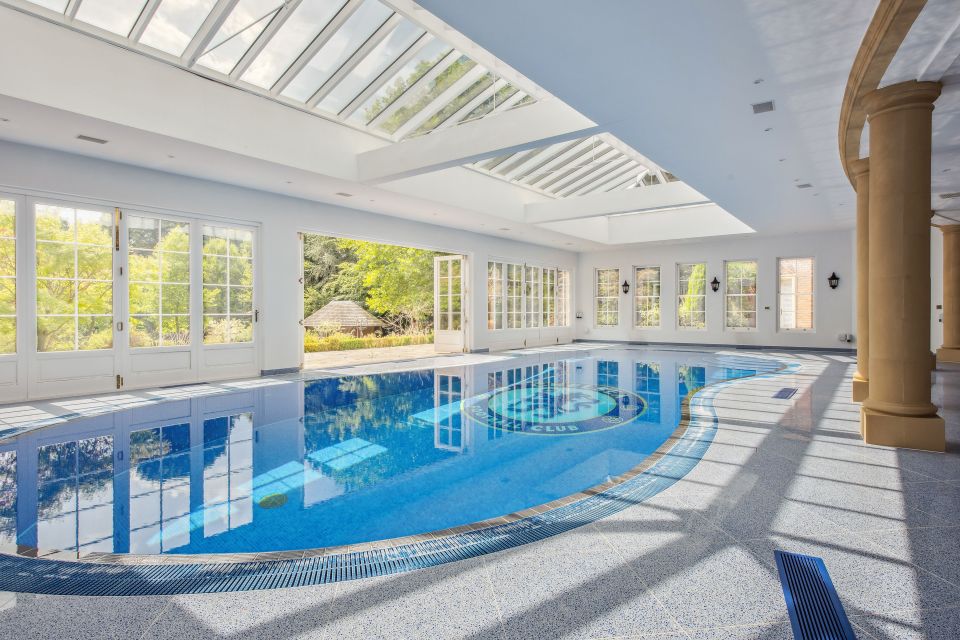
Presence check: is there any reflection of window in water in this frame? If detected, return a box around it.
[36,435,114,554]
[129,423,191,554]
[0,450,15,550]
[435,375,463,451]
[597,360,619,388]
[677,366,707,410]
[635,363,661,423]
[722,368,757,381]
[203,413,253,537]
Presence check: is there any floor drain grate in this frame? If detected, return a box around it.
[773,387,798,399]
[775,550,856,639]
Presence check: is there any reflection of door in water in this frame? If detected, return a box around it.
[434,255,465,353]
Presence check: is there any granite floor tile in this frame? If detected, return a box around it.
[861,525,960,588]
[683,621,795,639]
[850,605,960,639]
[0,592,170,640]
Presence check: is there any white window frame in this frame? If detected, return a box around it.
[676,262,707,331]
[723,259,758,332]
[633,265,661,329]
[594,267,620,328]
[557,270,570,327]
[487,261,570,331]
[777,257,816,333]
[486,261,504,330]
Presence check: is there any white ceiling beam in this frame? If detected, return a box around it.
[270,0,364,95]
[337,31,433,118]
[366,46,459,129]
[229,0,303,81]
[305,13,406,108]
[525,181,710,223]
[499,140,569,181]
[357,98,598,184]
[390,64,488,139]
[129,0,163,42]
[182,0,241,67]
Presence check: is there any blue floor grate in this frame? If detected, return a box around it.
[774,387,799,399]
[775,550,856,639]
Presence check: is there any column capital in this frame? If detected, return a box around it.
[862,80,941,119]
[849,157,870,179]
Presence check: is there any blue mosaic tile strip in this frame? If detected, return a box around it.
[0,360,795,596]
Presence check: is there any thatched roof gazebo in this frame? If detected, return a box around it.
[304,300,385,337]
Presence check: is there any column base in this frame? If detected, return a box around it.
[852,374,869,402]
[861,407,945,452]
[937,347,960,364]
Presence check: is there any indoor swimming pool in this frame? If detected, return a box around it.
[0,348,784,559]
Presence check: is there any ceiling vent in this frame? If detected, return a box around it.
[796,183,813,189]
[939,192,960,200]
[335,192,353,197]
[752,100,775,114]
[76,134,108,144]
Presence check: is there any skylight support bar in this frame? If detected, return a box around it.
[561,158,633,197]
[305,13,406,109]
[515,137,596,185]
[129,0,163,42]
[491,90,526,112]
[337,31,433,118]
[366,47,461,129]
[489,146,545,177]
[575,161,639,196]
[229,0,304,81]
[600,134,670,186]
[606,173,643,192]
[391,64,488,139]
[543,146,619,194]
[64,0,82,19]
[434,78,506,130]
[553,149,625,195]
[271,0,365,96]
[499,141,571,181]
[182,0,242,68]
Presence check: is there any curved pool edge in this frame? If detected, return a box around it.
[0,357,795,595]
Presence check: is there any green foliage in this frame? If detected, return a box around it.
[302,235,360,317]
[304,332,434,353]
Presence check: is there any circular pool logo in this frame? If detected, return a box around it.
[465,383,646,435]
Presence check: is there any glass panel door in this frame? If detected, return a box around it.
[434,255,465,353]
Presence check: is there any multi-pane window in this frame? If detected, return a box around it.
[36,435,114,554]
[128,216,191,347]
[506,263,523,329]
[677,263,706,330]
[725,260,758,330]
[203,413,253,537]
[129,423,191,554]
[635,363,661,423]
[0,200,15,353]
[202,225,253,344]
[525,265,541,328]
[487,261,504,330]
[779,258,815,331]
[35,204,114,352]
[595,268,619,327]
[558,270,570,326]
[634,266,661,328]
[542,268,557,327]
[597,360,619,388]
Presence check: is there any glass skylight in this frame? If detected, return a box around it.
[19,0,534,142]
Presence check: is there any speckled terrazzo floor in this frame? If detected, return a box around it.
[1,347,959,640]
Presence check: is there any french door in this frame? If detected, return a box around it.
[0,196,260,403]
[434,255,466,353]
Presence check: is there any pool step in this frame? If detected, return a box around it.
[775,550,856,639]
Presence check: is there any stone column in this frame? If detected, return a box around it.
[851,158,870,402]
[938,225,960,363]
[861,80,944,452]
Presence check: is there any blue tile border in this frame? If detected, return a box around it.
[0,359,794,595]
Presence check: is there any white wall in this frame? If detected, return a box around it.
[0,140,577,379]
[575,230,855,350]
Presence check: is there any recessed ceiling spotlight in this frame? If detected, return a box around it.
[0,117,9,122]
[778,158,786,162]
[76,134,108,144]
[764,127,773,132]
[498,227,511,231]
[940,192,960,200]
[797,183,813,189]
[335,192,353,197]
[944,168,952,173]
[285,180,293,184]
[565,242,574,246]
[753,78,764,85]
[167,154,175,159]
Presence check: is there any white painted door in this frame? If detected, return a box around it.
[434,255,465,353]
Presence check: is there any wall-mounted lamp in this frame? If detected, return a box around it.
[710,277,720,292]
[621,280,630,294]
[575,311,584,319]
[828,272,840,289]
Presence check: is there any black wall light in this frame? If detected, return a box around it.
[828,272,840,289]
[710,277,720,292]
[622,280,630,294]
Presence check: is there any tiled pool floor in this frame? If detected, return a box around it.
[1,347,959,639]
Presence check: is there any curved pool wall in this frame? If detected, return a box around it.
[0,348,792,595]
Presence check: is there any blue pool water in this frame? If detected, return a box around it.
[0,348,780,557]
